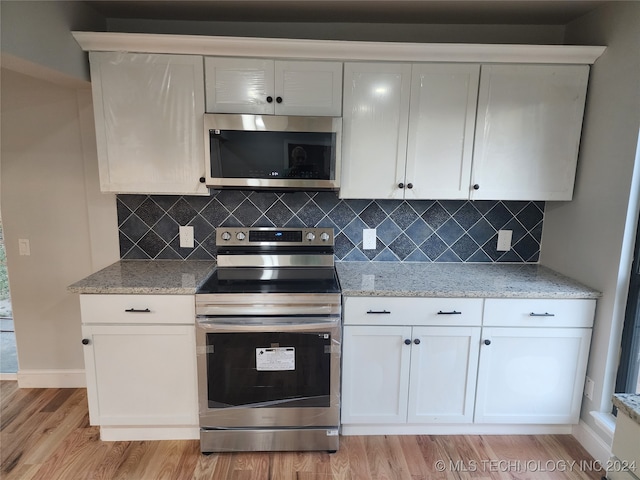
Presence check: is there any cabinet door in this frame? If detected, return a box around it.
[475,327,592,424]
[341,325,412,424]
[340,63,411,199]
[405,64,480,200]
[274,61,343,116]
[82,324,198,427]
[90,52,207,195]
[408,326,480,423]
[204,57,275,114]
[471,64,589,201]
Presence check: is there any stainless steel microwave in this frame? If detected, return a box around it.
[203,114,342,190]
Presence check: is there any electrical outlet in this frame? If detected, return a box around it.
[363,229,377,250]
[497,230,512,251]
[179,226,194,248]
[18,239,30,256]
[584,376,594,400]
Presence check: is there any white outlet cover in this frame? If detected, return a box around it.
[497,230,513,252]
[363,229,377,250]
[18,238,30,256]
[179,226,194,248]
[584,376,594,400]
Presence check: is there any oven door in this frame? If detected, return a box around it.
[196,315,341,429]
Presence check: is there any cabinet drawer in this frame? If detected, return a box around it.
[343,297,483,326]
[483,299,595,328]
[80,294,195,325]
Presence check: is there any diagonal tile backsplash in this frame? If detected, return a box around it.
[117,191,544,263]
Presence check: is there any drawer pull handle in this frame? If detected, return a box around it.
[529,312,555,317]
[437,310,462,315]
[367,310,391,314]
[125,308,151,313]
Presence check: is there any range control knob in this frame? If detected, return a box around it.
[320,232,330,242]
[306,232,316,241]
[221,231,232,241]
[236,232,246,241]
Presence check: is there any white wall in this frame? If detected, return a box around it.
[541,1,640,453]
[0,0,104,83]
[107,18,565,44]
[0,69,119,386]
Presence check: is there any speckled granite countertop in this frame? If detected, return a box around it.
[68,260,216,294]
[613,394,640,425]
[336,262,601,298]
[69,260,600,299]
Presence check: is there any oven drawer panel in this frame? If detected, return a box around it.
[80,294,195,324]
[343,297,483,326]
[483,299,595,327]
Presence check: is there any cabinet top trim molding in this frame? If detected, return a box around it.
[72,32,605,64]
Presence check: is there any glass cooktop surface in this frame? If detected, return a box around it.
[196,267,341,295]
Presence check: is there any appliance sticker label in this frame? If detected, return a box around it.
[256,347,295,371]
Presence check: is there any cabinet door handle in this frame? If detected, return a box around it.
[406,183,413,189]
[276,96,283,103]
[81,338,90,345]
[404,339,411,345]
[266,96,273,103]
[529,312,555,317]
[437,310,462,315]
[473,184,480,190]
[398,183,405,189]
[484,339,491,346]
[413,338,421,345]
[366,310,391,314]
[125,308,151,313]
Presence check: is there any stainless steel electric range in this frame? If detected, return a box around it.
[195,227,341,453]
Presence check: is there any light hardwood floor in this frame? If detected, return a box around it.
[0,381,605,480]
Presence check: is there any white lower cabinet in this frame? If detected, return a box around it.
[474,326,592,424]
[341,296,595,433]
[80,294,198,439]
[342,325,480,425]
[341,297,483,426]
[408,326,481,423]
[82,324,198,427]
[474,298,595,425]
[342,325,412,424]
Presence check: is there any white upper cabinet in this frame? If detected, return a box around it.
[89,52,208,195]
[406,64,480,200]
[205,57,342,116]
[341,62,589,201]
[471,64,589,201]
[340,63,479,200]
[340,63,412,199]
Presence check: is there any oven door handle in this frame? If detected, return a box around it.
[196,317,340,332]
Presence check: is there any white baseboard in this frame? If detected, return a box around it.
[17,369,86,388]
[341,424,573,436]
[100,426,199,441]
[0,373,18,381]
[572,419,612,465]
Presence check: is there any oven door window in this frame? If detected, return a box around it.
[206,331,332,408]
